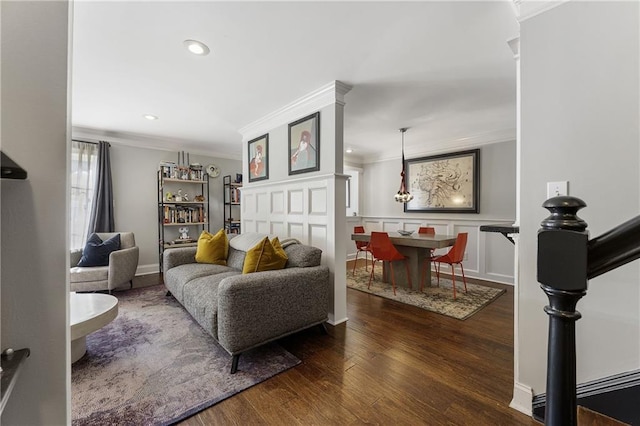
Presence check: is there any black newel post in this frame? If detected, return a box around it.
[537,196,589,426]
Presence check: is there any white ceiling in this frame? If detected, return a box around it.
[72,1,519,163]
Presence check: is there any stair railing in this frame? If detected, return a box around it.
[537,196,640,426]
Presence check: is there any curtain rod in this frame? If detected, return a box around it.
[72,139,111,147]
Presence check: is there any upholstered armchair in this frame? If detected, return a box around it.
[70,232,139,293]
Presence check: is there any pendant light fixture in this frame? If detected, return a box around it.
[394,128,414,203]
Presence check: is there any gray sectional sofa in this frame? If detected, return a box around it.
[162,232,331,373]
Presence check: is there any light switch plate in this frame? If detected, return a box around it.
[547,181,568,198]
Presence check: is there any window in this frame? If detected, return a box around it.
[70,141,98,250]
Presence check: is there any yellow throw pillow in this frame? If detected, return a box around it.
[242,236,288,274]
[195,229,228,265]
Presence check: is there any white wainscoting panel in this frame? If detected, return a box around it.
[289,189,304,215]
[309,187,328,215]
[242,174,348,324]
[347,216,515,284]
[271,191,285,214]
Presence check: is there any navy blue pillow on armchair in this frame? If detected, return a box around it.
[77,233,121,267]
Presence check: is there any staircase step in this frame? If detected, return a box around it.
[578,406,629,426]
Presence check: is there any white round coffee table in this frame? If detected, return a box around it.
[70,292,118,363]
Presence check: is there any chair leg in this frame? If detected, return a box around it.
[368,260,376,289]
[451,264,457,300]
[404,259,412,290]
[435,262,441,287]
[389,262,397,295]
[460,262,468,293]
[352,251,360,276]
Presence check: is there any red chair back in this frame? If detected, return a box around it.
[354,226,368,250]
[418,226,435,235]
[447,233,468,263]
[369,232,405,261]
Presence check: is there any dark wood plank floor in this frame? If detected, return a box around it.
[153,266,539,425]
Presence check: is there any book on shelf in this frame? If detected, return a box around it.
[162,205,207,224]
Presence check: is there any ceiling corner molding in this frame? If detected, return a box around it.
[72,126,241,160]
[513,0,569,22]
[507,37,520,60]
[238,80,353,141]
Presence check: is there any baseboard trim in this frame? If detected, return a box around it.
[532,369,640,421]
[510,381,533,416]
[136,264,159,276]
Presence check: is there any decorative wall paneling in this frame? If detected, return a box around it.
[242,173,348,325]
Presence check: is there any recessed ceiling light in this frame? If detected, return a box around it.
[184,39,210,56]
[346,148,353,153]
[144,114,158,121]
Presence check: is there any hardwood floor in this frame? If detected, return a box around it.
[171,266,538,425]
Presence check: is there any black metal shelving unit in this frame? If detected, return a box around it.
[157,170,210,271]
[223,175,242,234]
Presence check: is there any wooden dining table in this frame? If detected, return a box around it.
[351,232,457,289]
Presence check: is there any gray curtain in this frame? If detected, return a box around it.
[87,141,114,235]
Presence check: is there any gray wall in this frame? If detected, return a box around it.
[361,140,516,220]
[1,1,69,424]
[519,1,640,394]
[106,143,242,272]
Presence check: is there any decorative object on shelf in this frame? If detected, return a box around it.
[404,148,480,213]
[189,163,203,181]
[248,134,269,182]
[178,227,190,240]
[206,164,220,178]
[288,111,320,175]
[235,173,242,183]
[394,128,414,204]
[194,194,205,202]
[397,230,414,236]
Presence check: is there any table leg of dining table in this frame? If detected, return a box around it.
[378,246,433,290]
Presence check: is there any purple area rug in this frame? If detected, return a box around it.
[71,285,300,425]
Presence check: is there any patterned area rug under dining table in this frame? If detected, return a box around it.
[71,285,300,425]
[347,267,505,320]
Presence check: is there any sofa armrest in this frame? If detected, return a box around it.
[108,246,139,290]
[162,247,197,275]
[70,249,83,268]
[216,266,330,355]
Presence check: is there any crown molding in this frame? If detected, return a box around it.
[72,126,241,160]
[238,80,353,141]
[360,128,516,164]
[513,0,569,22]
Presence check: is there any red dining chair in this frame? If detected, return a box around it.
[418,226,435,235]
[352,226,373,275]
[368,231,412,295]
[429,232,468,299]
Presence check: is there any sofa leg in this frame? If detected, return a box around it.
[165,291,172,297]
[318,323,328,335]
[231,354,240,374]
[129,279,134,289]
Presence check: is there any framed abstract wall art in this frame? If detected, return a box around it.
[288,112,320,175]
[247,134,268,182]
[404,149,480,213]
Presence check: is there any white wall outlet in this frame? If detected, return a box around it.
[547,181,568,199]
